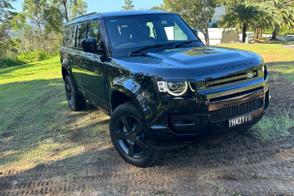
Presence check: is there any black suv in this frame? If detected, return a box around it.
[61,11,270,167]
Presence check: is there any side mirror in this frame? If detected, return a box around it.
[81,38,98,53]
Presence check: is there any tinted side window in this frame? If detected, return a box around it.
[76,23,87,48]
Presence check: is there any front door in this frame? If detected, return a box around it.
[73,20,107,107]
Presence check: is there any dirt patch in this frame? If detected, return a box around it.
[0,75,293,195]
[284,45,294,49]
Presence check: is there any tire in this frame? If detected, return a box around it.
[64,75,86,111]
[110,102,159,167]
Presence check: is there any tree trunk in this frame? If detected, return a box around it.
[272,27,278,40]
[242,23,247,43]
[204,26,210,45]
[254,27,262,40]
[62,0,69,22]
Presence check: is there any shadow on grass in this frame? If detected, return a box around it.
[0,79,109,169]
[0,58,25,69]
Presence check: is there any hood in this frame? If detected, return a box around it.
[113,46,263,81]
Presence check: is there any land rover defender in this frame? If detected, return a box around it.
[61,11,270,167]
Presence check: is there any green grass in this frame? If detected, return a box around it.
[251,111,294,141]
[268,63,294,82]
[220,43,294,63]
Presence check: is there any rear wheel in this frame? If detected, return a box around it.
[64,75,86,111]
[110,102,158,167]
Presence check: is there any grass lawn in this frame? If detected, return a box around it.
[220,43,294,63]
[0,43,293,171]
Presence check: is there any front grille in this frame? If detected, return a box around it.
[206,71,258,88]
[209,98,263,121]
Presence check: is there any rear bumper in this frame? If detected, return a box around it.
[147,87,270,148]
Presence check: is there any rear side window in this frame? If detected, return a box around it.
[76,23,87,48]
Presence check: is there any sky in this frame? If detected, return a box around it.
[12,0,163,12]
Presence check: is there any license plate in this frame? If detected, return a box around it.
[229,114,252,128]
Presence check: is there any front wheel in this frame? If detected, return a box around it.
[110,102,158,167]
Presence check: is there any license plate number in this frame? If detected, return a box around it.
[229,114,252,128]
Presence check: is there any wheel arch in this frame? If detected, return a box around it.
[110,87,143,113]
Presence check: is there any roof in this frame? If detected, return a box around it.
[66,10,171,25]
[100,10,169,17]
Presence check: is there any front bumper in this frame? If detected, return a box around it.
[147,87,270,148]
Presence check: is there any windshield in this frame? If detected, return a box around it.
[104,14,202,57]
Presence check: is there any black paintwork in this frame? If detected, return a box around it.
[61,11,269,148]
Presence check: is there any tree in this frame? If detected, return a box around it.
[0,0,16,57]
[68,0,87,20]
[221,0,294,41]
[217,0,243,8]
[261,0,294,40]
[164,0,217,45]
[151,0,170,10]
[122,0,134,10]
[221,2,259,43]
[15,0,87,53]
[52,0,87,23]
[0,0,14,22]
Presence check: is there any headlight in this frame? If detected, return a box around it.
[157,81,188,96]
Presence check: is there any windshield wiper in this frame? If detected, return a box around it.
[173,40,200,49]
[129,44,171,56]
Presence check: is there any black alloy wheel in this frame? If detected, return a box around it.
[115,115,148,158]
[110,102,158,167]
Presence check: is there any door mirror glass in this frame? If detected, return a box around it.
[82,38,98,53]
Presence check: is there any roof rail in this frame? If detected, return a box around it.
[71,12,98,21]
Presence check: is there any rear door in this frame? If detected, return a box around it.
[71,23,88,90]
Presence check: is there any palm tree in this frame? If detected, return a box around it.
[221,2,259,43]
[264,0,294,40]
[121,0,134,10]
[253,4,278,40]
